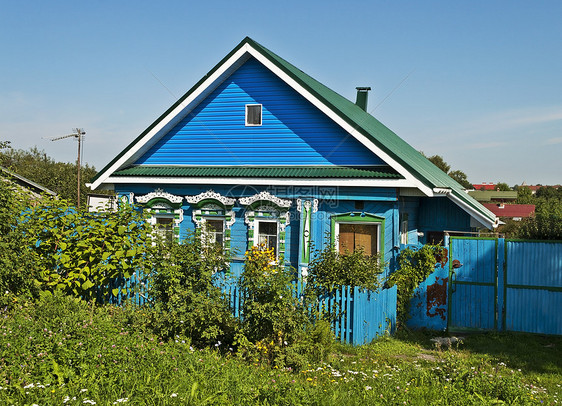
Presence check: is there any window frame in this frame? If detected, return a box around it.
[255,218,279,257]
[153,214,176,244]
[239,191,292,261]
[245,104,262,126]
[201,216,227,248]
[185,190,237,253]
[331,212,385,260]
[135,190,184,245]
[335,222,381,256]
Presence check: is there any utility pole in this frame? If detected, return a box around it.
[48,128,86,208]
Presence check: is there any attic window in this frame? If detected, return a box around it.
[245,104,262,126]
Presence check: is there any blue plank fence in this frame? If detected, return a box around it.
[407,238,562,335]
[102,259,397,345]
[504,239,562,335]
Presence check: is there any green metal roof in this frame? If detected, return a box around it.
[91,37,496,227]
[114,166,402,179]
[243,38,495,225]
[468,190,518,202]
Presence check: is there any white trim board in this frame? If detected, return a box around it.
[102,176,417,188]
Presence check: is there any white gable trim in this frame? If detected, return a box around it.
[92,43,433,195]
[447,193,498,229]
[103,176,416,188]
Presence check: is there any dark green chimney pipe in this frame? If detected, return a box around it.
[355,87,371,111]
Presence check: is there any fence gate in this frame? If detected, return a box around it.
[448,237,498,331]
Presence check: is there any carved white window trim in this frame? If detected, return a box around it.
[186,190,236,231]
[296,198,318,213]
[185,190,236,207]
[136,188,183,204]
[135,189,184,242]
[239,191,292,209]
[192,205,236,230]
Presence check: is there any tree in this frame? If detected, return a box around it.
[496,182,511,191]
[449,170,472,189]
[518,199,562,240]
[536,186,559,200]
[427,155,451,174]
[0,146,106,207]
[421,152,472,189]
[516,187,534,204]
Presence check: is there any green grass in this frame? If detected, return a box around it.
[1,296,560,405]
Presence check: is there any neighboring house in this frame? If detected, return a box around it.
[519,182,561,195]
[472,182,498,191]
[87,193,117,212]
[89,37,497,276]
[482,203,535,222]
[0,165,57,201]
[468,190,518,203]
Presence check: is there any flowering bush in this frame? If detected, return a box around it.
[237,246,309,365]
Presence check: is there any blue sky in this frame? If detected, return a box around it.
[1,1,560,186]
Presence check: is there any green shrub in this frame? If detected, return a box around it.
[0,178,41,307]
[18,197,153,300]
[304,241,385,323]
[148,231,237,347]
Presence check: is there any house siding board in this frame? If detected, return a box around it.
[418,197,471,238]
[399,197,420,245]
[135,57,385,167]
[117,185,398,269]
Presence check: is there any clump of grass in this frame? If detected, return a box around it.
[0,296,560,405]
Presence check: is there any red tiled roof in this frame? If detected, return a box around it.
[473,183,497,190]
[483,203,535,218]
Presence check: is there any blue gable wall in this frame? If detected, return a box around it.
[418,197,471,240]
[135,57,386,166]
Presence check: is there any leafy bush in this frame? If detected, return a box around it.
[306,243,384,295]
[237,246,310,366]
[148,231,237,347]
[18,197,153,300]
[304,242,385,323]
[0,178,41,307]
[386,244,448,328]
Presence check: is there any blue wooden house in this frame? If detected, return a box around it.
[89,37,497,279]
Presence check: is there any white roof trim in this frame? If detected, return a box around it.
[447,193,498,229]
[103,176,416,188]
[93,42,433,196]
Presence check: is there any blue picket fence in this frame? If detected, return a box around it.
[102,259,397,345]
[218,260,397,345]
